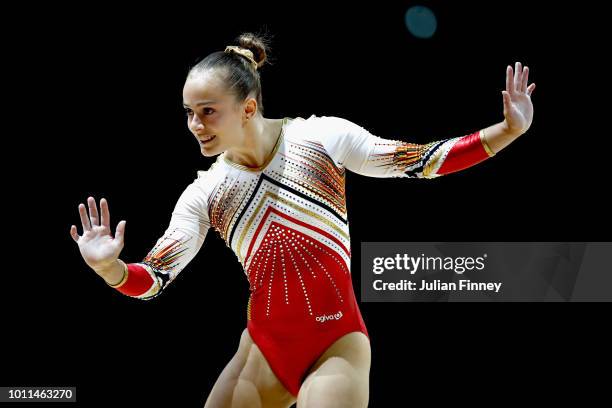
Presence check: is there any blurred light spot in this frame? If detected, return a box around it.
[405,6,437,39]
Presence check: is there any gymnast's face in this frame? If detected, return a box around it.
[182,69,255,157]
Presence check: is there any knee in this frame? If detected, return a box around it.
[298,369,368,408]
[204,378,262,408]
[233,378,262,408]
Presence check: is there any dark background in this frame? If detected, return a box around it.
[4,1,610,406]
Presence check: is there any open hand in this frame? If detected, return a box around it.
[502,61,536,135]
[70,197,126,272]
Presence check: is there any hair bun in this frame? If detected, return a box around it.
[236,32,271,69]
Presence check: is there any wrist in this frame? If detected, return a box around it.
[106,260,128,287]
[96,259,127,287]
[501,119,525,138]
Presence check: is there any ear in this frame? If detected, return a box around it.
[242,97,258,123]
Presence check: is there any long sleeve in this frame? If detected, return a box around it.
[314,116,496,178]
[112,179,211,300]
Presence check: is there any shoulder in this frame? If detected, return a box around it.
[185,156,226,197]
[195,155,226,181]
[291,114,357,128]
[287,114,362,140]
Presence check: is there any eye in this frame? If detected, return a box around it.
[184,107,214,116]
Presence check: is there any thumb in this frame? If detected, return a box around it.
[115,220,126,244]
[502,91,511,105]
[502,91,512,115]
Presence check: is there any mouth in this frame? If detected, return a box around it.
[199,135,216,144]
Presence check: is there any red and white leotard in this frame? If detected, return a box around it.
[109,115,495,395]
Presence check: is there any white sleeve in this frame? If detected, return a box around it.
[313,116,494,179]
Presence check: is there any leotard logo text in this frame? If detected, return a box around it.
[316,311,343,323]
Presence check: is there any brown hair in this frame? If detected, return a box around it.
[188,32,272,115]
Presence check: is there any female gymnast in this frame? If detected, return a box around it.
[70,33,535,407]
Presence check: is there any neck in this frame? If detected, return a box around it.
[225,115,283,168]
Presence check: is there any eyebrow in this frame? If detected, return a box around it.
[182,100,217,107]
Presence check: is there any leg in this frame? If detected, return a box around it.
[204,329,297,408]
[296,332,371,408]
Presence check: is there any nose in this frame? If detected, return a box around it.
[189,114,204,132]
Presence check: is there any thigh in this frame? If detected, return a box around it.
[297,332,371,408]
[204,329,297,408]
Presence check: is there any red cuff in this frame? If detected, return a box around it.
[436,131,493,175]
[115,263,156,297]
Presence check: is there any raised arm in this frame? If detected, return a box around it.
[71,180,211,300]
[317,62,535,179]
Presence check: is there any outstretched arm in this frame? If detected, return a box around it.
[108,181,211,300]
[72,180,211,301]
[316,61,535,179]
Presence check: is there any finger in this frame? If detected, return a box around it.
[514,62,522,92]
[100,198,110,229]
[521,66,529,93]
[527,83,536,96]
[115,220,126,245]
[70,225,80,243]
[506,65,514,95]
[88,196,100,227]
[79,203,92,231]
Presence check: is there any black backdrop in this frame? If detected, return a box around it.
[4,1,610,406]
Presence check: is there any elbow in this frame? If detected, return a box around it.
[138,282,164,301]
[139,292,162,301]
